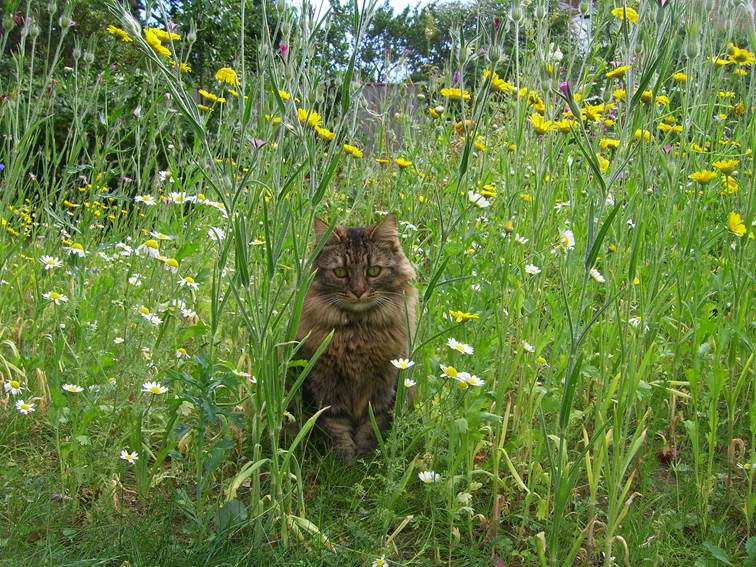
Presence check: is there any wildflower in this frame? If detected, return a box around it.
[315,127,335,141]
[62,384,84,393]
[658,123,683,135]
[688,170,717,184]
[525,264,541,275]
[606,64,631,79]
[198,89,226,104]
[143,28,171,57]
[639,90,653,104]
[418,471,441,484]
[515,234,528,245]
[64,243,86,257]
[106,24,132,43]
[440,87,471,101]
[142,381,168,395]
[449,310,479,323]
[596,153,610,173]
[163,257,179,273]
[529,113,553,135]
[296,108,322,128]
[372,554,389,567]
[278,89,291,101]
[146,28,181,42]
[727,212,746,237]
[463,374,485,387]
[43,291,69,305]
[119,450,139,464]
[589,268,606,283]
[16,399,35,414]
[712,159,739,175]
[720,175,739,194]
[522,340,535,353]
[613,88,627,101]
[178,276,199,290]
[728,43,755,66]
[215,67,240,86]
[4,380,23,395]
[554,119,574,133]
[391,358,415,370]
[137,239,161,258]
[467,191,491,208]
[395,158,413,169]
[208,227,226,241]
[633,129,654,142]
[40,255,62,270]
[611,6,639,24]
[150,231,174,241]
[135,194,157,205]
[655,94,670,106]
[600,138,620,151]
[536,356,549,366]
[128,274,143,286]
[672,71,688,82]
[558,229,575,252]
[175,348,190,359]
[447,338,474,355]
[343,144,363,159]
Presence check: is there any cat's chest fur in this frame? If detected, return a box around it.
[320,324,406,380]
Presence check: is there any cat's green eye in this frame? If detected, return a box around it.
[367,265,382,277]
[333,267,348,278]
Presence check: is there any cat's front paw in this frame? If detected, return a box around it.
[333,442,356,462]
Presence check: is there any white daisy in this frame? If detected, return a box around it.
[62,384,85,393]
[418,470,441,484]
[43,291,69,305]
[40,255,62,270]
[589,268,606,283]
[446,338,474,355]
[4,380,23,395]
[178,276,200,290]
[403,378,416,388]
[467,191,491,209]
[15,399,35,414]
[524,264,541,275]
[64,243,86,257]
[128,274,143,286]
[141,381,168,395]
[119,449,139,464]
[391,358,415,370]
[207,227,226,241]
[134,194,157,205]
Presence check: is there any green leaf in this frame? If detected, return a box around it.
[216,499,248,535]
[585,200,622,271]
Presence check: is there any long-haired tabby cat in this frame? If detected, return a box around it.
[296,213,417,461]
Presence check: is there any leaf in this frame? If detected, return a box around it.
[702,541,732,565]
[746,537,756,560]
[585,200,622,271]
[216,499,248,535]
[225,459,269,501]
[559,354,583,431]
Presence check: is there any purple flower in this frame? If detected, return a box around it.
[493,16,502,31]
[452,69,461,85]
[248,137,267,149]
[0,163,5,172]
[662,144,673,154]
[559,81,571,96]
[279,43,289,59]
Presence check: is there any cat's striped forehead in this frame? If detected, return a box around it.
[317,228,395,268]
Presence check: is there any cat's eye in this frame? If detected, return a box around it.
[333,267,348,278]
[367,265,382,277]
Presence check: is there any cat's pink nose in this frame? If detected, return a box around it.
[352,286,368,299]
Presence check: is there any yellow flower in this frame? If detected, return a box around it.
[264,114,282,124]
[733,67,748,76]
[395,158,413,169]
[474,138,487,152]
[600,138,620,151]
[198,89,225,104]
[611,6,639,24]
[146,28,181,42]
[606,64,631,79]
[169,59,191,73]
[613,88,627,101]
[530,113,554,135]
[655,94,670,106]
[197,104,211,111]
[215,67,240,86]
[454,120,474,135]
[639,90,653,103]
[296,108,322,128]
[106,25,132,43]
[143,29,171,57]
[672,71,688,82]
[376,158,390,165]
[720,175,739,194]
[483,69,516,94]
[688,169,717,184]
[554,119,574,133]
[596,153,610,173]
[315,126,335,141]
[658,123,683,135]
[278,89,291,101]
[449,310,480,323]
[519,192,533,203]
[633,129,654,142]
[712,57,731,66]
[440,87,471,101]
[728,43,755,65]
[727,212,746,237]
[712,159,739,174]
[343,144,363,158]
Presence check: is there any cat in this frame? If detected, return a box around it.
[296,213,417,461]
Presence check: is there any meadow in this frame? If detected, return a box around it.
[0,0,754,565]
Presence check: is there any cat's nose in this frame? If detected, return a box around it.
[352,285,368,299]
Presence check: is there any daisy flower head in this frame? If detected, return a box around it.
[418,470,441,484]
[40,255,63,270]
[43,291,69,305]
[391,358,415,370]
[15,399,35,414]
[467,191,491,208]
[62,384,84,393]
[207,227,226,241]
[403,378,416,388]
[128,274,143,286]
[440,365,459,379]
[119,449,139,464]
[64,243,86,257]
[137,239,161,258]
[611,6,639,24]
[557,229,575,253]
[142,381,168,395]
[163,257,180,273]
[524,263,541,275]
[522,340,535,353]
[178,276,200,290]
[447,338,474,355]
[589,267,606,283]
[4,379,23,395]
[372,555,389,567]
[135,194,157,205]
[463,374,485,388]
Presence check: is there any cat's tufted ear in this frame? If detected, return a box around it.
[370,213,398,241]
[313,217,341,245]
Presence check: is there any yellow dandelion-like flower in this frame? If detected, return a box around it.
[611,6,638,24]
[712,159,739,175]
[529,113,554,135]
[146,27,181,42]
[315,126,335,141]
[395,158,412,169]
[600,138,620,151]
[720,175,739,194]
[633,129,654,142]
[639,90,653,104]
[658,123,683,135]
[672,71,687,82]
[296,108,322,128]
[278,89,291,101]
[440,87,471,101]
[606,65,631,79]
[554,119,574,133]
[198,89,225,104]
[596,153,610,174]
[449,310,480,323]
[727,212,746,237]
[215,67,240,86]
[143,28,171,57]
[106,25,132,43]
[343,144,363,158]
[613,88,627,101]
[688,170,717,184]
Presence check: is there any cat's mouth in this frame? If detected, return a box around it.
[340,294,380,312]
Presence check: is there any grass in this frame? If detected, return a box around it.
[0,0,754,565]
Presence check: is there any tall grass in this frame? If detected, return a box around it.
[0,0,753,564]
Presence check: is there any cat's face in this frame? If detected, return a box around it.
[311,214,415,314]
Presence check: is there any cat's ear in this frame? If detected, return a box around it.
[370,213,398,241]
[314,217,341,244]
